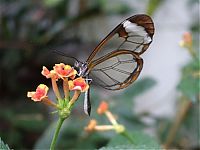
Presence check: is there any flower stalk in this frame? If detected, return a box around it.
[41,97,57,108]
[50,118,65,150]
[51,78,62,100]
[105,111,118,125]
[68,90,81,108]
[63,78,69,100]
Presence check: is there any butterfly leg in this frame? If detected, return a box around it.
[83,76,92,115]
[84,88,91,116]
[86,78,92,84]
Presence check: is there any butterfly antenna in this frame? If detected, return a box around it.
[53,50,79,62]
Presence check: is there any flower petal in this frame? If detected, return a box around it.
[68,77,89,92]
[183,32,192,46]
[27,84,49,102]
[97,101,109,114]
[27,91,36,98]
[41,66,50,78]
[53,63,77,79]
[41,66,59,80]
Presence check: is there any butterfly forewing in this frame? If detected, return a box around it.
[85,14,154,90]
[86,14,154,64]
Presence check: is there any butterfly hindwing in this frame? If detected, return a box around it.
[88,50,143,90]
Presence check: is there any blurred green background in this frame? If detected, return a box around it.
[0,0,199,149]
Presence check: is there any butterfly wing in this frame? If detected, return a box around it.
[88,50,143,90]
[86,14,154,90]
[86,14,154,64]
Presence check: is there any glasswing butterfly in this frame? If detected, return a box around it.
[59,14,154,115]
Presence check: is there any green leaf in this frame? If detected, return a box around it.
[101,130,160,149]
[0,138,10,150]
[178,59,199,102]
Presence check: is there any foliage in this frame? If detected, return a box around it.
[102,131,160,149]
[0,138,10,150]
[0,104,49,149]
[180,102,200,148]
[177,59,199,102]
[157,28,199,148]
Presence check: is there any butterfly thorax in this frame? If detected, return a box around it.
[74,61,89,77]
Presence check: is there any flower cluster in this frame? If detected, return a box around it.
[85,101,125,133]
[179,32,192,48]
[27,63,89,119]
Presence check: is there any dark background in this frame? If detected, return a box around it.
[0,0,199,149]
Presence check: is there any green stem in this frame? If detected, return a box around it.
[188,46,197,60]
[50,118,65,150]
[121,130,135,144]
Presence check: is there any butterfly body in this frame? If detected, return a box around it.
[74,61,89,77]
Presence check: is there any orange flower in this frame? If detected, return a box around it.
[53,63,77,79]
[97,101,109,114]
[41,66,59,80]
[68,77,89,92]
[183,32,192,46]
[27,84,49,102]
[179,32,192,47]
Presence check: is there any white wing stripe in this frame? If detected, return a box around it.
[122,20,151,44]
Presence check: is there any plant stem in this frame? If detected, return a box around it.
[164,98,192,148]
[105,111,118,125]
[63,78,69,100]
[121,130,135,144]
[50,118,65,150]
[188,46,197,60]
[68,90,81,107]
[51,78,62,100]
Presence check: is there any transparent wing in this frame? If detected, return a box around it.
[86,14,154,64]
[88,50,143,90]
